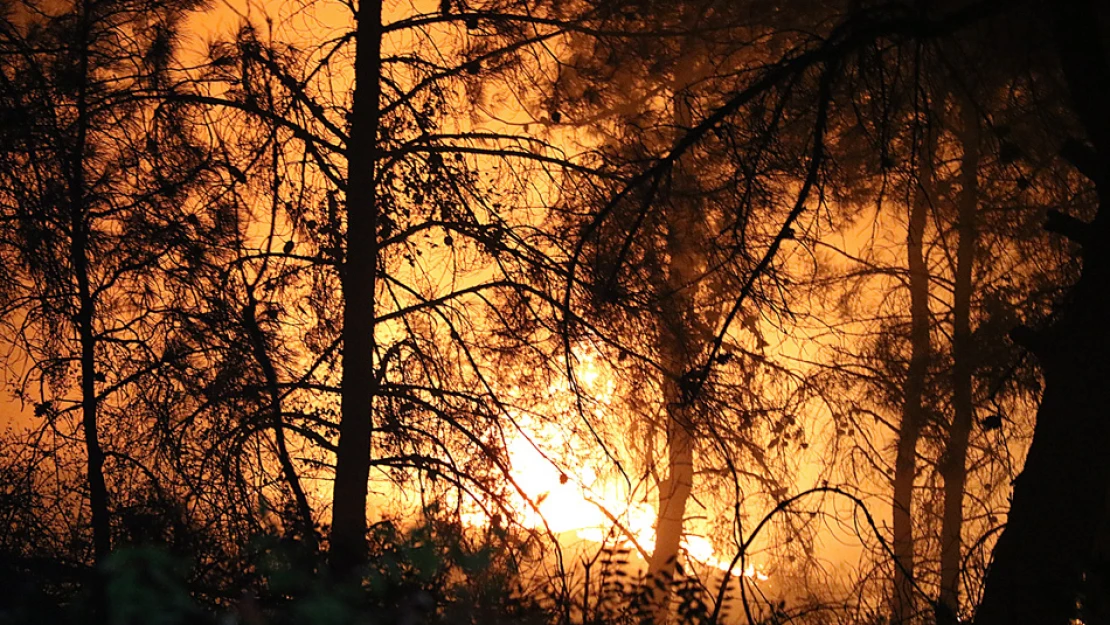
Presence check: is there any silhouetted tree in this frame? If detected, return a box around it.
[974,1,1110,622]
[543,1,852,619]
[186,0,632,580]
[0,0,216,615]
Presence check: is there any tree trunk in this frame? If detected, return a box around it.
[69,4,110,620]
[892,113,936,625]
[937,94,979,625]
[328,0,383,577]
[645,78,703,619]
[972,272,1110,625]
[71,0,108,568]
[974,1,1110,623]
[645,237,698,620]
[74,176,110,614]
[647,399,694,592]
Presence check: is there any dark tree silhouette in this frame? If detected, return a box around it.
[187,0,630,580]
[0,0,216,615]
[974,1,1110,623]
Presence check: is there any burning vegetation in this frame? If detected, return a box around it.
[0,0,1108,623]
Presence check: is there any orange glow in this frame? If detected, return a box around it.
[505,420,768,580]
[492,347,770,581]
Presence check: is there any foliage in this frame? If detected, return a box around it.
[0,0,1106,623]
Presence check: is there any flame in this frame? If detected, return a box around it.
[498,347,769,581]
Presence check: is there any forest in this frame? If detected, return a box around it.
[0,0,1107,623]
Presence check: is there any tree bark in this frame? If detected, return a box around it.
[645,69,703,619]
[937,94,979,625]
[328,0,383,577]
[646,398,694,593]
[973,268,1110,625]
[974,1,1110,623]
[892,109,936,625]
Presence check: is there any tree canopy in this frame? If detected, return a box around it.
[0,0,1107,624]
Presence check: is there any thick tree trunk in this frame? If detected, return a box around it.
[974,2,1110,623]
[892,116,936,625]
[328,0,383,577]
[647,401,694,587]
[645,83,703,619]
[972,276,1110,625]
[937,95,979,625]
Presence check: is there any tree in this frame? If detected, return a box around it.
[591,1,1106,622]
[890,79,938,625]
[0,0,215,614]
[188,0,631,578]
[936,86,978,625]
[546,2,856,618]
[2,1,1108,622]
[548,2,1093,622]
[974,1,1110,622]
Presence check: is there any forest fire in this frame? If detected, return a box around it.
[504,419,770,581]
[497,349,772,583]
[0,0,1107,623]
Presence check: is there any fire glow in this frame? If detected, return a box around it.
[506,429,768,581]
[497,348,769,582]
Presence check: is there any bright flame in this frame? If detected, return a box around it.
[499,347,769,582]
